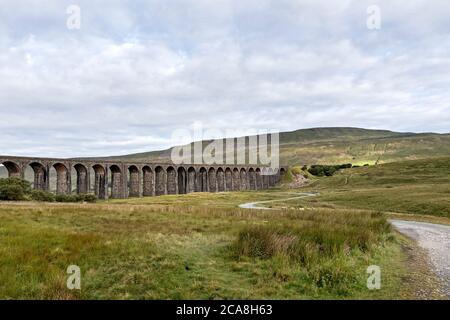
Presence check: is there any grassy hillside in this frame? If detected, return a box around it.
[0,154,448,299]
[2,128,449,169]
[96,127,450,166]
[280,157,450,219]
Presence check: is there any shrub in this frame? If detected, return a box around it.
[78,193,97,203]
[308,164,353,177]
[0,178,31,201]
[55,194,78,202]
[308,165,325,177]
[30,190,55,202]
[323,166,337,176]
[55,193,97,203]
[338,163,352,169]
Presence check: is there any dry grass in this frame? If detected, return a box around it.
[2,157,448,299]
[0,198,411,300]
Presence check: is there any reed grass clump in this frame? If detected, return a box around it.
[232,210,391,293]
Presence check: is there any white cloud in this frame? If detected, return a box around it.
[0,0,449,157]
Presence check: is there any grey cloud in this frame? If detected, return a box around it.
[0,0,449,157]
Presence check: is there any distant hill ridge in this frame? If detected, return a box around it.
[92,127,450,166]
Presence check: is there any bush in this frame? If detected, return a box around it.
[55,194,76,202]
[338,163,352,169]
[0,178,31,201]
[308,165,325,177]
[0,177,97,203]
[78,193,97,203]
[323,166,337,177]
[30,190,55,202]
[55,193,97,203]
[308,164,353,177]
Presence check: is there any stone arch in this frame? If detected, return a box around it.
[267,168,275,187]
[279,168,286,184]
[187,167,196,193]
[208,167,217,192]
[225,168,232,191]
[198,167,208,192]
[240,168,248,190]
[216,168,225,192]
[167,166,177,195]
[255,168,263,190]
[261,168,269,189]
[178,167,187,194]
[74,164,88,194]
[29,162,48,191]
[128,165,140,197]
[53,163,70,194]
[155,166,166,196]
[93,164,106,199]
[142,166,154,196]
[110,165,122,199]
[232,168,240,191]
[1,161,21,178]
[248,168,256,190]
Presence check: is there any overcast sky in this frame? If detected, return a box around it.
[0,0,449,158]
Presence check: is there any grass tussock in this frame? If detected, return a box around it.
[232,211,392,293]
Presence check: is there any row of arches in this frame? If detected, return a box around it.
[173,167,270,195]
[0,159,286,199]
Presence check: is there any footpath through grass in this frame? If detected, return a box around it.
[283,158,450,221]
[0,196,419,300]
[1,157,448,299]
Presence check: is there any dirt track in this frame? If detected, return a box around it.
[390,220,450,297]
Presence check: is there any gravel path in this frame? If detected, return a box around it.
[238,192,317,209]
[390,220,450,297]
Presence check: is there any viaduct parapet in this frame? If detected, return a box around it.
[0,156,287,199]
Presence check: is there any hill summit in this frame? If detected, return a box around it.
[93,127,450,166]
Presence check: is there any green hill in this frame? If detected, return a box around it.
[2,128,449,170]
[301,157,450,218]
[98,127,450,166]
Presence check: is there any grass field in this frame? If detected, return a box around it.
[0,157,448,299]
[277,158,450,221]
[0,198,422,300]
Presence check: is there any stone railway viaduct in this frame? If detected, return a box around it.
[0,156,286,199]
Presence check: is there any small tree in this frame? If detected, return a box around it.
[0,178,32,201]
